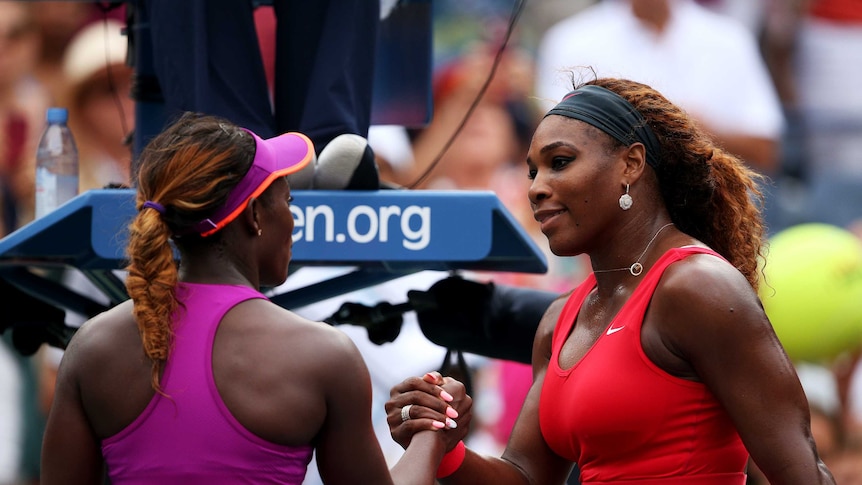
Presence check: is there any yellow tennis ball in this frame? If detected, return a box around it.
[760,223,862,362]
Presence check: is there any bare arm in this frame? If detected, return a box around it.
[40,322,105,485]
[653,256,835,484]
[312,330,396,485]
[315,329,445,485]
[761,0,809,105]
[388,295,574,485]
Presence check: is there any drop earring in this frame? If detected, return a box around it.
[257,228,262,236]
[619,183,633,211]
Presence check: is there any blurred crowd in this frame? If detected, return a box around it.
[2,1,862,484]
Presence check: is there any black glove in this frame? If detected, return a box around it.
[408,276,557,364]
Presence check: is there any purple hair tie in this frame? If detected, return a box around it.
[142,200,166,214]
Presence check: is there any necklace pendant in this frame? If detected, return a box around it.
[629,262,643,276]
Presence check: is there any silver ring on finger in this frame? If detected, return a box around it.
[401,404,413,422]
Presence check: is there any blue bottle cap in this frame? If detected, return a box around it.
[46,107,69,124]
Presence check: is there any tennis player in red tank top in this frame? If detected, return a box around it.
[386,78,836,484]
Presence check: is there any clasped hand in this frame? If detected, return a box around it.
[386,372,472,452]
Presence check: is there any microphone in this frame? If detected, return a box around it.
[286,151,316,190]
[313,134,380,190]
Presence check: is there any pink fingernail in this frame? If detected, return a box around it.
[446,407,459,419]
[432,420,445,429]
[446,418,458,429]
[440,390,454,402]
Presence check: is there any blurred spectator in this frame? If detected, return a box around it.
[0,5,52,483]
[28,1,117,105]
[0,1,50,233]
[760,5,862,439]
[407,40,537,188]
[763,0,862,230]
[60,19,134,191]
[535,0,784,176]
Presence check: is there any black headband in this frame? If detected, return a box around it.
[545,85,662,169]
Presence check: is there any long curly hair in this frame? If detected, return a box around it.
[124,112,255,392]
[584,78,767,289]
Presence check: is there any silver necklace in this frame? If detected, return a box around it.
[593,222,674,277]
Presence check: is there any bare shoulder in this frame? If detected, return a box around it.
[219,300,373,443]
[275,305,364,369]
[223,299,366,379]
[250,300,358,350]
[62,300,141,374]
[657,251,763,309]
[649,250,775,357]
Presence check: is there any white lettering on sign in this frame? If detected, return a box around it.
[291,204,431,250]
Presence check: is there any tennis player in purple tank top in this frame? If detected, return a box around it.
[40,113,463,484]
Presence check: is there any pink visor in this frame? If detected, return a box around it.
[192,130,314,237]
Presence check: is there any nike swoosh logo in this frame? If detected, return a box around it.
[606,325,625,335]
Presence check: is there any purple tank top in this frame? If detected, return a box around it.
[102,283,313,484]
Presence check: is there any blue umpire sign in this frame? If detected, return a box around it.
[0,189,547,315]
[290,191,493,262]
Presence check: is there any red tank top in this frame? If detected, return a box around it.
[539,247,748,485]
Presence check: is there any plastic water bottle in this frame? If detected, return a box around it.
[35,107,79,218]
